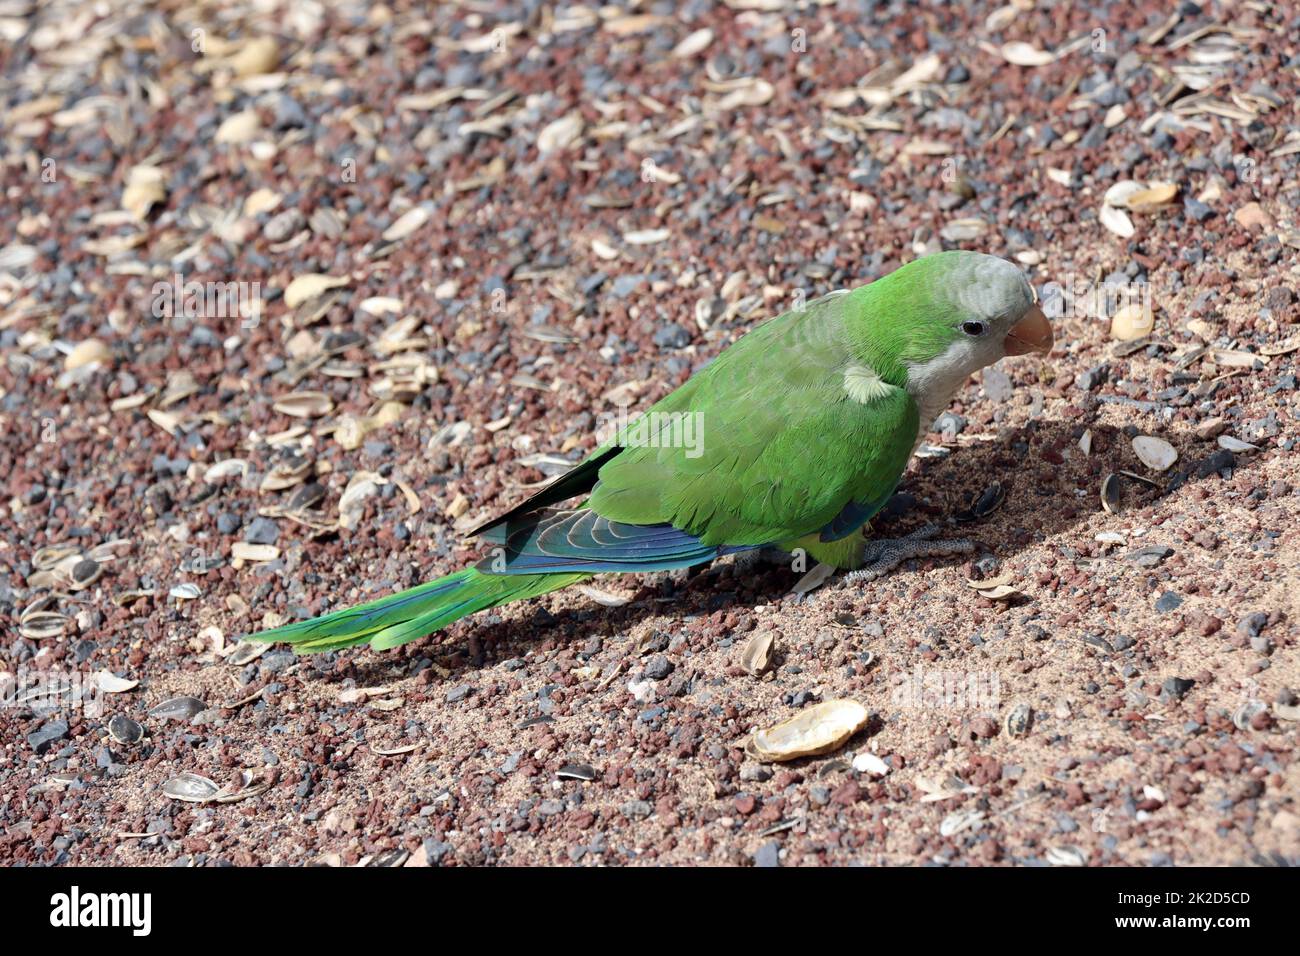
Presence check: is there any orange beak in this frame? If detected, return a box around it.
[1004,304,1053,356]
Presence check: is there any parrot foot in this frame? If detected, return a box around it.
[729,546,793,572]
[842,524,975,585]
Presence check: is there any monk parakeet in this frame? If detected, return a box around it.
[249,251,1052,653]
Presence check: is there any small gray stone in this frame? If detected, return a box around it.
[1126,545,1173,568]
[610,275,645,298]
[28,719,69,754]
[621,799,652,820]
[244,517,279,545]
[263,208,304,242]
[1184,198,1213,222]
[643,654,673,680]
[653,324,691,349]
[753,840,781,868]
[445,684,474,703]
[1076,363,1110,391]
[1155,591,1183,613]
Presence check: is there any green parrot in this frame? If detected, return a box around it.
[248,251,1052,653]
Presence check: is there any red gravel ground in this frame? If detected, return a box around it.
[1,0,1298,866]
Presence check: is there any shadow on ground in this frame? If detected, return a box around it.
[339,416,1254,684]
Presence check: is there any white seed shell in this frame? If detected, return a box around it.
[1132,435,1178,472]
[748,699,869,762]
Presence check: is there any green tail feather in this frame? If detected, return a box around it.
[246,567,589,653]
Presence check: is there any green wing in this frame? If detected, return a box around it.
[587,292,919,547]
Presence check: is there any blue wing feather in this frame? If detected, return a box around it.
[475,508,754,574]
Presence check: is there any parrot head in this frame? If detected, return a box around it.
[854,251,1053,400]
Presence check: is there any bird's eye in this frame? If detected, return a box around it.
[961,320,986,336]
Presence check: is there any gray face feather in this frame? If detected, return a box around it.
[947,252,1035,325]
[905,253,1037,434]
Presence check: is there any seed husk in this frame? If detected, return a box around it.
[272,390,334,419]
[1274,702,1300,722]
[70,558,102,590]
[163,772,220,803]
[93,670,138,693]
[1217,435,1258,452]
[231,542,280,563]
[224,641,269,665]
[739,630,776,676]
[371,743,418,756]
[382,205,430,242]
[286,481,327,511]
[1132,435,1178,472]
[671,27,714,58]
[214,768,278,803]
[976,584,1023,601]
[65,338,112,370]
[149,696,207,722]
[1124,182,1178,212]
[204,458,249,482]
[1101,473,1124,513]
[956,480,1005,522]
[1005,703,1033,737]
[284,273,349,308]
[107,714,144,745]
[1045,845,1087,867]
[19,610,68,640]
[33,544,81,570]
[1099,204,1135,238]
[1000,41,1055,66]
[260,459,311,492]
[1110,303,1154,341]
[746,699,870,762]
[1233,700,1266,731]
[227,36,279,76]
[537,113,585,153]
[940,809,985,836]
